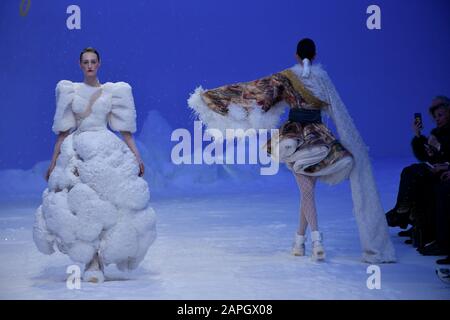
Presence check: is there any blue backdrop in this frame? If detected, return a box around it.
[0,0,449,169]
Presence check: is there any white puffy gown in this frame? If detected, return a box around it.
[33,80,157,271]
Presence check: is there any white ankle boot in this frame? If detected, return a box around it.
[292,233,306,256]
[311,231,325,261]
[83,254,104,283]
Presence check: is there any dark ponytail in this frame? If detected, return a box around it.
[296,38,316,60]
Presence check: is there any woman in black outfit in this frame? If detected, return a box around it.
[386,96,450,252]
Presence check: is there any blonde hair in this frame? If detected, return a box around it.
[429,95,450,116]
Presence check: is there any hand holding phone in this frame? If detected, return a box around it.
[413,112,423,136]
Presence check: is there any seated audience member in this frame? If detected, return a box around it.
[386,96,450,250]
[422,169,450,258]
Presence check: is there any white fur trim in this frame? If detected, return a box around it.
[52,80,76,134]
[103,82,137,133]
[319,69,396,263]
[188,86,286,135]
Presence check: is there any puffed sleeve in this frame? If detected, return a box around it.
[52,80,76,134]
[107,82,137,133]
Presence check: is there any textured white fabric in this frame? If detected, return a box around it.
[52,80,77,134]
[291,64,396,263]
[52,81,137,134]
[188,86,286,137]
[104,82,137,133]
[34,81,156,270]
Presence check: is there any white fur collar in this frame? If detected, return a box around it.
[288,63,328,102]
[290,63,325,79]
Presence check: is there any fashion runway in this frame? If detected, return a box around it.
[0,158,447,299]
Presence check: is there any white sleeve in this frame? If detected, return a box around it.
[107,82,137,133]
[52,80,76,134]
[320,70,396,263]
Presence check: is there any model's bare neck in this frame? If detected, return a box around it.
[84,77,100,87]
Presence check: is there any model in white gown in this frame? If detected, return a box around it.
[33,78,156,282]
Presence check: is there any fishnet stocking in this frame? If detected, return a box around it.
[294,173,318,235]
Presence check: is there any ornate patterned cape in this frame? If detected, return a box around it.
[188,64,396,263]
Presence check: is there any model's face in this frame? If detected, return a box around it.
[433,107,450,128]
[80,52,100,78]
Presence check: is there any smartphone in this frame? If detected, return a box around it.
[414,112,423,129]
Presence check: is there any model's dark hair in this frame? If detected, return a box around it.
[296,38,316,60]
[79,47,100,62]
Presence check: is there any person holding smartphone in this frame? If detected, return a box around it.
[412,100,450,166]
[386,96,450,254]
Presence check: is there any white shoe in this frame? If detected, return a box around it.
[311,231,325,261]
[83,269,105,283]
[292,233,306,256]
[83,254,105,283]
